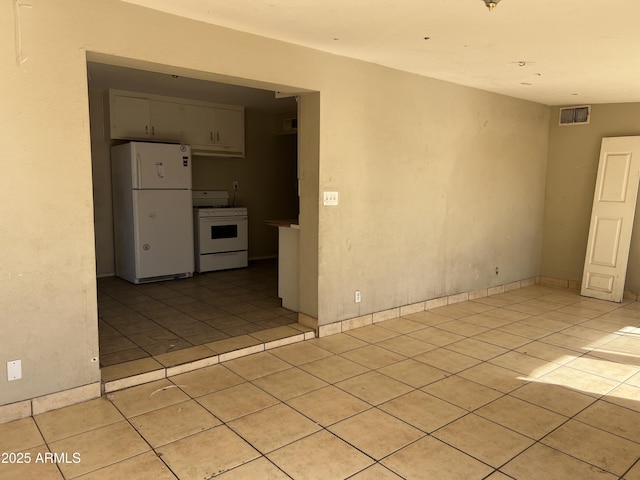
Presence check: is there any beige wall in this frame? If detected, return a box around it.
[542,103,640,290]
[1,0,550,405]
[316,67,550,322]
[298,93,320,318]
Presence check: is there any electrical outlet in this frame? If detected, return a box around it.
[355,290,361,303]
[323,191,339,206]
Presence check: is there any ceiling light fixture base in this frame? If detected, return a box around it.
[483,0,501,11]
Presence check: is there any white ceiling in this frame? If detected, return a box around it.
[120,0,640,106]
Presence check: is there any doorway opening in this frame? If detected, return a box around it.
[86,57,317,384]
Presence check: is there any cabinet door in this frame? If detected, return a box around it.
[213,108,244,153]
[182,104,215,146]
[110,95,151,139]
[150,101,183,142]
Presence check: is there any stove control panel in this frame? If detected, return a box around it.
[196,207,247,218]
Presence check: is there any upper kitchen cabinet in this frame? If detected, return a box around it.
[149,101,184,141]
[107,90,245,157]
[108,91,183,142]
[182,104,244,157]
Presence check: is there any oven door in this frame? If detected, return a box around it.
[197,215,248,254]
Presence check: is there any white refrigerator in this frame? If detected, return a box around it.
[111,142,194,284]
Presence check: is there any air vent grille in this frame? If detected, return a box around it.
[559,105,591,126]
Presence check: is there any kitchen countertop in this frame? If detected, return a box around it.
[264,219,299,228]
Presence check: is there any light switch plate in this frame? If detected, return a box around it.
[323,191,339,206]
[7,360,21,381]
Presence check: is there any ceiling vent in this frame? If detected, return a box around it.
[559,105,591,126]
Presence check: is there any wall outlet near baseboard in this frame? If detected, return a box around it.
[355,290,361,303]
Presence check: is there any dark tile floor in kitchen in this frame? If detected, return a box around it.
[98,259,298,368]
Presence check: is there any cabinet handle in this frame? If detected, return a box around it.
[210,131,213,141]
[151,126,155,136]
[145,125,149,135]
[217,132,220,142]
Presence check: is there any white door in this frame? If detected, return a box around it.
[581,136,640,302]
[133,189,194,280]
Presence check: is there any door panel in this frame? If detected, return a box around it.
[599,153,631,201]
[589,217,622,266]
[110,95,150,139]
[150,100,184,142]
[214,108,244,149]
[581,136,640,302]
[182,104,215,145]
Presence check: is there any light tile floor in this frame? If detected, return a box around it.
[98,259,299,369]
[3,284,640,479]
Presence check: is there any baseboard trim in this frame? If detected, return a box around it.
[1,274,602,424]
[0,382,102,424]
[317,276,543,337]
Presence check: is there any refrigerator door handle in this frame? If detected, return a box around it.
[135,152,142,188]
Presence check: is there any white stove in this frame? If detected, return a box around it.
[193,191,248,272]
